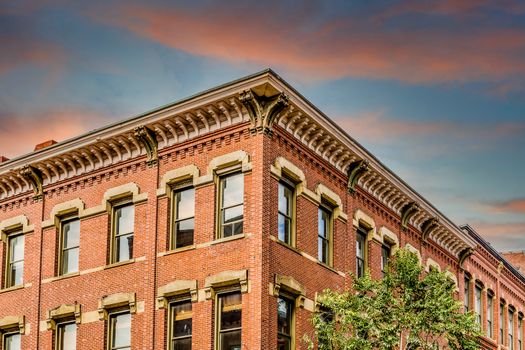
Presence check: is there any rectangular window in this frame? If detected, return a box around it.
[218,173,244,238]
[501,301,505,344]
[2,332,20,350]
[475,284,482,326]
[519,315,523,350]
[487,292,494,338]
[277,296,293,350]
[278,182,294,245]
[169,300,192,350]
[5,233,24,288]
[356,228,367,278]
[381,244,391,277]
[56,323,76,350]
[510,309,515,350]
[464,275,471,312]
[111,204,134,263]
[317,207,332,265]
[217,292,242,350]
[108,312,131,350]
[59,219,80,275]
[172,187,195,249]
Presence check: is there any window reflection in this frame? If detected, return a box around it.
[110,313,131,350]
[173,188,195,249]
[218,292,242,350]
[113,204,134,263]
[219,174,244,238]
[61,219,80,275]
[170,300,192,350]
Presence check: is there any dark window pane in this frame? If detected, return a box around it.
[277,336,291,350]
[175,218,194,248]
[220,293,242,330]
[219,330,241,350]
[277,298,292,335]
[172,338,192,350]
[116,234,134,262]
[172,301,192,338]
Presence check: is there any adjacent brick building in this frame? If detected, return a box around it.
[0,69,523,349]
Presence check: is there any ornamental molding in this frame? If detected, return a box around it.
[0,69,476,258]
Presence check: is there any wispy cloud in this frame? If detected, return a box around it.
[485,199,525,214]
[470,221,525,241]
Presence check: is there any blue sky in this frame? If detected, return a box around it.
[1,0,524,250]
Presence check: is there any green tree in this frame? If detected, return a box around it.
[305,248,481,350]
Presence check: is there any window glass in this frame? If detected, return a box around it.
[501,302,505,344]
[317,208,331,265]
[173,188,195,249]
[381,244,391,277]
[356,229,366,278]
[510,309,515,350]
[218,292,242,350]
[170,300,192,350]
[518,316,522,350]
[278,183,293,244]
[464,276,471,312]
[61,219,80,275]
[110,313,131,350]
[219,174,244,238]
[58,323,76,350]
[8,234,24,287]
[114,204,134,262]
[277,297,293,350]
[475,284,482,326]
[487,293,494,338]
[4,333,21,350]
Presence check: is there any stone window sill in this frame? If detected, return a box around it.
[104,258,135,270]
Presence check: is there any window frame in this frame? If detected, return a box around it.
[464,274,471,313]
[168,297,193,350]
[107,311,131,350]
[474,282,482,326]
[58,216,80,276]
[356,227,367,278]
[487,290,494,338]
[170,184,195,250]
[110,201,135,264]
[277,180,295,246]
[216,171,244,239]
[380,243,392,278]
[276,295,295,350]
[215,290,242,350]
[501,300,506,345]
[518,314,523,350]
[2,330,21,350]
[55,321,76,350]
[317,205,333,266]
[510,307,516,350]
[4,231,24,289]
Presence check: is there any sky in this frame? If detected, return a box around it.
[1,0,524,251]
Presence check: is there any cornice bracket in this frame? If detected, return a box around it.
[421,217,439,241]
[20,165,43,200]
[239,89,289,136]
[347,159,369,195]
[134,126,158,166]
[400,201,420,231]
[459,247,474,269]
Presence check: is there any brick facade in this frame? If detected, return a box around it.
[0,70,523,349]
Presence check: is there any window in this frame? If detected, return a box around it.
[487,291,494,338]
[278,182,294,245]
[218,173,244,238]
[5,233,24,288]
[56,323,76,350]
[172,187,195,249]
[108,313,131,350]
[519,315,523,350]
[464,275,471,312]
[277,297,293,350]
[475,283,482,326]
[510,308,515,350]
[2,332,20,350]
[501,301,506,344]
[356,228,367,278]
[59,219,80,275]
[217,292,242,350]
[111,204,134,263]
[169,300,192,350]
[317,207,332,265]
[381,244,392,277]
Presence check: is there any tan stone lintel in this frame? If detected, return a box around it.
[0,315,25,334]
[204,269,249,300]
[46,303,81,330]
[157,280,198,309]
[0,215,34,243]
[98,292,136,320]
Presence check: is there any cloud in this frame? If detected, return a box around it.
[470,221,525,241]
[486,199,525,214]
[87,1,525,88]
[0,108,112,158]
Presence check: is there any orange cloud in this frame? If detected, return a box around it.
[470,221,525,240]
[0,108,111,159]
[89,3,525,86]
[487,199,525,214]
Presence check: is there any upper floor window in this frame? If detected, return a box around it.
[356,227,367,278]
[218,173,244,238]
[475,283,482,326]
[111,203,134,263]
[5,233,24,288]
[278,181,294,245]
[217,291,242,350]
[464,275,471,312]
[108,312,131,350]
[169,300,192,350]
[501,300,506,344]
[518,314,523,350]
[2,332,21,350]
[172,187,195,249]
[56,322,76,350]
[317,206,332,266]
[59,218,80,275]
[510,307,515,350]
[277,296,294,350]
[381,244,392,277]
[487,291,494,338]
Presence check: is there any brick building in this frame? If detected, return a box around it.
[0,69,523,349]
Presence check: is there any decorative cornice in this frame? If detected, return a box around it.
[459,247,475,269]
[347,159,369,195]
[400,201,420,230]
[239,88,289,135]
[19,165,43,199]
[134,126,158,166]
[421,217,439,241]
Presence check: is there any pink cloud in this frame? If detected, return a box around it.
[486,199,525,214]
[470,221,525,240]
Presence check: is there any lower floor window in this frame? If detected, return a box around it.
[3,333,21,350]
[109,313,131,350]
[57,323,76,350]
[217,292,242,350]
[277,297,293,350]
[170,300,192,350]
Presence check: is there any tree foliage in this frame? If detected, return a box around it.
[305,249,481,350]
